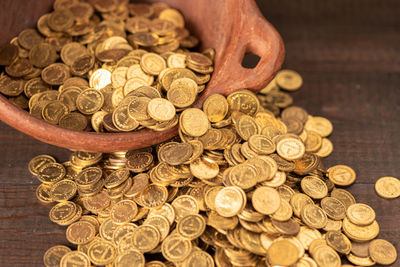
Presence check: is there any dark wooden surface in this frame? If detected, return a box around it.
[1,0,399,266]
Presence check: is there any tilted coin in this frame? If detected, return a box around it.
[60,251,91,267]
[375,176,400,199]
[66,220,96,245]
[215,186,245,217]
[346,203,376,226]
[325,231,352,254]
[327,164,356,186]
[28,154,56,176]
[369,239,397,265]
[180,108,210,137]
[276,137,305,160]
[267,239,299,266]
[275,69,303,91]
[252,186,281,215]
[147,98,176,122]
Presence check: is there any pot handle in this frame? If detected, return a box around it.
[201,0,285,99]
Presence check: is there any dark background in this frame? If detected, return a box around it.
[0,0,399,266]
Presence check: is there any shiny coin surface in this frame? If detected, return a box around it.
[375,176,400,199]
[369,239,397,265]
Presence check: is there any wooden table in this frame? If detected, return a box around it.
[0,0,399,266]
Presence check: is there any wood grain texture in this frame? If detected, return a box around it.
[0,0,399,266]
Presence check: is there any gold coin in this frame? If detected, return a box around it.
[147,98,176,122]
[182,249,215,267]
[235,114,260,141]
[89,68,112,90]
[58,112,88,131]
[144,214,170,241]
[167,77,198,108]
[228,164,258,189]
[159,142,193,165]
[304,130,322,152]
[87,240,117,265]
[110,199,138,224]
[60,42,88,66]
[41,63,71,86]
[369,239,397,265]
[75,167,102,189]
[227,89,259,116]
[275,69,303,91]
[36,184,53,203]
[202,93,229,123]
[114,249,145,267]
[112,223,138,246]
[66,220,96,245]
[276,137,305,160]
[300,175,328,199]
[325,231,352,254]
[252,186,281,215]
[127,96,151,121]
[315,137,333,158]
[327,165,356,186]
[99,218,119,242]
[130,225,160,253]
[140,52,166,75]
[140,184,168,209]
[43,245,71,267]
[148,203,175,225]
[189,157,219,180]
[267,239,299,266]
[161,68,197,91]
[305,116,333,137]
[29,43,57,68]
[312,245,341,267]
[346,203,376,226]
[112,104,139,131]
[167,53,186,68]
[161,233,192,262]
[330,188,356,209]
[60,251,90,267]
[342,217,379,242]
[49,179,77,202]
[42,101,69,125]
[180,108,210,137]
[320,197,346,220]
[171,195,199,221]
[301,204,328,229]
[0,75,25,96]
[37,162,66,185]
[49,201,76,224]
[28,154,56,176]
[177,214,206,240]
[248,134,276,154]
[346,253,375,266]
[351,241,370,258]
[271,199,293,222]
[375,176,400,199]
[290,193,314,217]
[76,88,104,115]
[214,186,245,217]
[296,226,322,250]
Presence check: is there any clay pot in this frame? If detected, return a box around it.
[0,0,284,152]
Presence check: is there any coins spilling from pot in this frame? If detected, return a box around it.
[30,69,398,267]
[0,0,215,133]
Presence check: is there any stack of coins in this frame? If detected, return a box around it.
[0,0,214,133]
[29,69,398,267]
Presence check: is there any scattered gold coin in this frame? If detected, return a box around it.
[375,176,400,199]
[23,66,397,267]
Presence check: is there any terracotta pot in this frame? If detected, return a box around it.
[0,0,284,152]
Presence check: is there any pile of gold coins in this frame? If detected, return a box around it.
[0,0,214,132]
[28,68,398,267]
